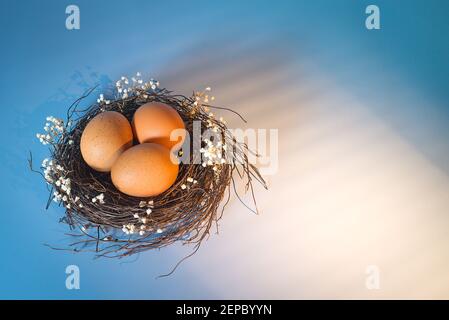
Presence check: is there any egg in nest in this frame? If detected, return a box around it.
[111,143,179,197]
[80,111,133,172]
[132,102,186,151]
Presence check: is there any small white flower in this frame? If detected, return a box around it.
[146,208,152,215]
[92,193,105,204]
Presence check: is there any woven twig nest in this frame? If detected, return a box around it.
[31,75,266,266]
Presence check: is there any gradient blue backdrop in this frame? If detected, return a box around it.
[1,0,449,299]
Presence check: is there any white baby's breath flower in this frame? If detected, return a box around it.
[122,223,137,234]
[91,193,105,204]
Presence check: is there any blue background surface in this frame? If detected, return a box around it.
[1,0,449,299]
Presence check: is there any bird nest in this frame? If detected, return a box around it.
[30,75,266,270]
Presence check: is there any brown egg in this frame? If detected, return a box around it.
[132,102,186,150]
[111,143,179,197]
[80,111,133,172]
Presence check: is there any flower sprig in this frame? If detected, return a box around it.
[190,87,215,116]
[181,177,198,190]
[139,200,154,215]
[200,138,227,173]
[115,72,159,100]
[41,159,74,208]
[36,116,65,145]
[125,200,157,235]
[91,193,105,204]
